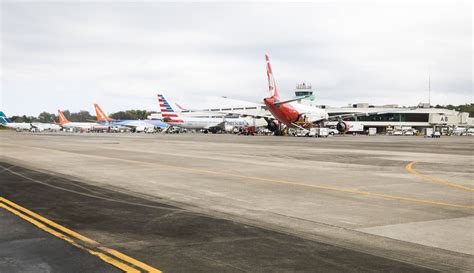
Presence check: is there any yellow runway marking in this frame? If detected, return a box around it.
[405,161,474,191]
[182,171,473,209]
[0,202,140,273]
[1,143,473,210]
[0,197,99,246]
[0,197,162,273]
[100,247,162,273]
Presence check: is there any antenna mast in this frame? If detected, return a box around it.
[428,68,431,106]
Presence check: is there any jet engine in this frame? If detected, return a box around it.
[336,121,349,133]
[266,119,279,132]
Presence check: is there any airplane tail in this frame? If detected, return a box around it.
[57,109,69,125]
[0,111,11,124]
[265,54,279,99]
[158,94,180,118]
[175,103,187,111]
[94,103,113,122]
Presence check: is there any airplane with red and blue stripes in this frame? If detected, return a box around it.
[158,94,249,133]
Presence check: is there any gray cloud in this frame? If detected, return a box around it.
[1,1,472,116]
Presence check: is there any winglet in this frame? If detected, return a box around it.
[57,109,69,125]
[175,103,187,111]
[265,54,279,99]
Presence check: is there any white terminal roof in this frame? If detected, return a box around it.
[324,106,461,115]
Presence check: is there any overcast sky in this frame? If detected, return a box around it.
[1,1,472,116]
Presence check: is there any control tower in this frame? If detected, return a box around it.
[294,82,315,106]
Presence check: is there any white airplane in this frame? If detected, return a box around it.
[0,111,61,132]
[0,111,33,131]
[58,109,109,131]
[157,94,249,133]
[31,122,62,132]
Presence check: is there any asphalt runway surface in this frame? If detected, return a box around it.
[0,132,473,272]
[0,208,121,273]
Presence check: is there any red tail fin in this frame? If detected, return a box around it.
[265,54,279,98]
[94,103,112,121]
[57,109,69,125]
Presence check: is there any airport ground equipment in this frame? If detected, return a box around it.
[423,128,434,137]
[315,128,329,137]
[368,128,377,136]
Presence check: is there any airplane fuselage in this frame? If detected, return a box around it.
[264,97,329,128]
[165,116,248,131]
[31,123,61,131]
[61,122,107,130]
[2,122,32,130]
[110,120,167,129]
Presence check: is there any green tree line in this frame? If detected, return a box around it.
[434,103,474,117]
[9,110,156,123]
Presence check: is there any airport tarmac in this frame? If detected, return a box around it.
[0,131,473,272]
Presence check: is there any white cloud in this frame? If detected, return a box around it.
[1,1,471,116]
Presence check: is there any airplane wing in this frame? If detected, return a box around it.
[204,121,225,130]
[172,100,272,120]
[109,120,137,128]
[273,95,312,107]
[114,120,155,129]
[230,112,274,119]
[327,112,370,121]
[172,108,275,124]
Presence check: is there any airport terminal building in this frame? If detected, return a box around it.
[323,104,473,133]
[293,83,473,132]
[150,83,473,133]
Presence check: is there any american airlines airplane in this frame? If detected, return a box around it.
[57,109,109,131]
[94,103,168,132]
[158,94,249,133]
